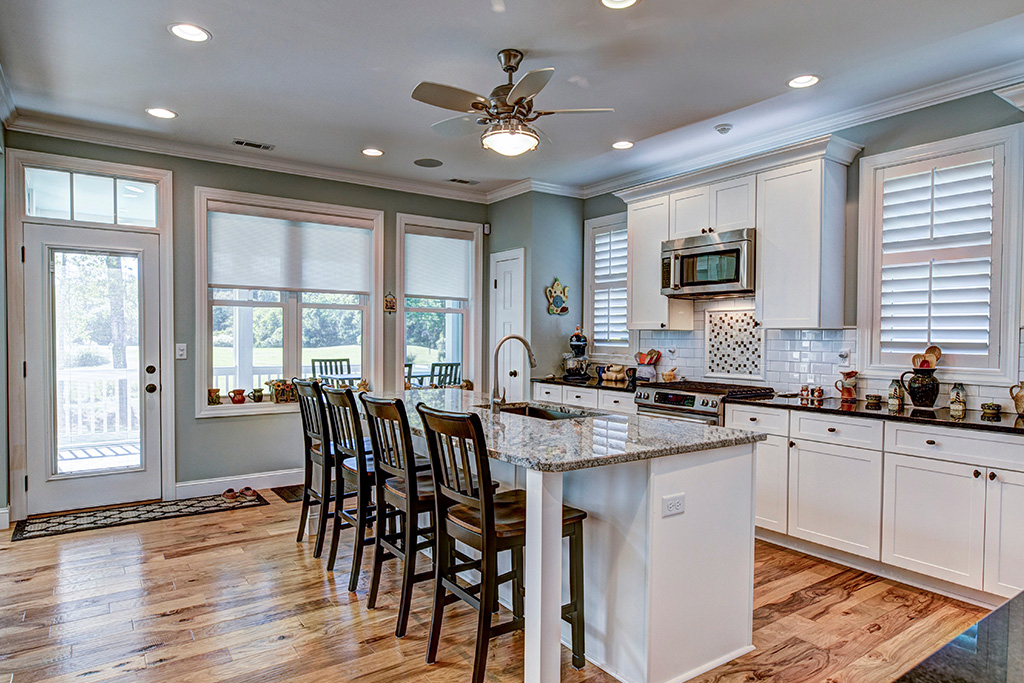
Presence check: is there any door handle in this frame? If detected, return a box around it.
[509,370,518,378]
[145,383,158,394]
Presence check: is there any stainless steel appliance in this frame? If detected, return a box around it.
[635,380,774,425]
[660,228,755,298]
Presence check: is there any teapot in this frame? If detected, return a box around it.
[1010,382,1024,416]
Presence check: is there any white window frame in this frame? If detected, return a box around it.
[396,213,484,392]
[584,212,634,363]
[857,124,1023,386]
[194,187,384,416]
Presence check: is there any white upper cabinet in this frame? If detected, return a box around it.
[668,186,709,240]
[668,175,755,240]
[626,196,693,330]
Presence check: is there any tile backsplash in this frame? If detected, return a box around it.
[638,297,1024,412]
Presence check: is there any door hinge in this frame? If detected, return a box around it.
[23,361,27,378]
[24,475,28,492]
[493,279,497,289]
[21,246,25,262]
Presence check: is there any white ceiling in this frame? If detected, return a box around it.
[1,0,1023,197]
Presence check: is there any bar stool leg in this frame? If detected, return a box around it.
[313,465,331,558]
[511,546,525,620]
[343,481,371,589]
[471,557,496,683]
[395,509,418,638]
[326,497,344,572]
[297,461,313,542]
[426,531,450,664]
[569,521,586,669]
[367,493,389,609]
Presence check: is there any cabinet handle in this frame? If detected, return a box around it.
[925,439,936,446]
[974,470,982,478]
[827,427,837,433]
[990,471,997,481]
[749,416,758,422]
[574,395,581,399]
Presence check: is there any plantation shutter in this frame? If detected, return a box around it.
[877,148,1000,367]
[592,225,629,347]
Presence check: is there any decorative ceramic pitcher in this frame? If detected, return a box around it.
[900,368,940,408]
[1010,382,1024,416]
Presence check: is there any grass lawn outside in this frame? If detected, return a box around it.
[211,344,445,370]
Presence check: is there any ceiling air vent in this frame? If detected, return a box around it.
[447,178,480,185]
[232,138,276,151]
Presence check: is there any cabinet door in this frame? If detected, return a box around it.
[627,196,670,330]
[533,383,563,404]
[788,440,882,559]
[881,454,986,589]
[668,186,709,240]
[756,161,823,328]
[755,435,789,534]
[709,175,756,232]
[984,468,1024,598]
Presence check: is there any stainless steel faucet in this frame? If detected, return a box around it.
[491,334,538,411]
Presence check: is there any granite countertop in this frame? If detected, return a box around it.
[898,591,1022,681]
[531,375,636,393]
[728,395,1024,436]
[382,388,765,472]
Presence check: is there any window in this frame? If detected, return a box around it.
[858,125,1022,383]
[196,189,383,414]
[25,167,157,226]
[585,213,631,359]
[398,215,482,387]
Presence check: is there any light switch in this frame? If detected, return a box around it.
[175,343,188,360]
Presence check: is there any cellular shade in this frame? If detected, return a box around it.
[208,210,371,292]
[405,231,473,299]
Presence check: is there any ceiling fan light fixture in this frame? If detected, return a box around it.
[601,0,638,8]
[481,120,540,156]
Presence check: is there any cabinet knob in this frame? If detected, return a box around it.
[827,427,837,433]
[925,439,936,446]
[708,227,715,233]
[974,470,982,478]
[990,471,997,481]
[660,322,667,329]
[753,320,761,328]
[701,228,708,234]
[749,416,758,422]
[789,441,796,448]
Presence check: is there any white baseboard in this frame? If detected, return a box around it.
[174,468,304,499]
[0,507,9,530]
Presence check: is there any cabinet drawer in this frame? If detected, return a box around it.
[725,404,788,437]
[562,387,599,409]
[532,383,563,404]
[884,422,1024,471]
[790,412,883,450]
[599,390,636,414]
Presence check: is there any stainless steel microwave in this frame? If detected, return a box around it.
[660,228,755,298]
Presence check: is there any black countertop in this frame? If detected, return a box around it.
[728,395,1024,436]
[531,376,636,394]
[898,591,1022,682]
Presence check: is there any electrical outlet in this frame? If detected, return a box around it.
[661,493,686,518]
[838,348,850,367]
[175,343,188,360]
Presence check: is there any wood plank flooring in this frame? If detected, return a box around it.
[0,493,987,682]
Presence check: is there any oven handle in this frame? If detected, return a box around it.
[637,406,720,426]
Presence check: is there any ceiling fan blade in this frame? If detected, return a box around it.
[534,108,614,115]
[412,82,489,113]
[507,68,555,106]
[431,114,485,138]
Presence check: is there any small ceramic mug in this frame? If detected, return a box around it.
[207,388,221,405]
[229,389,246,404]
[247,388,264,403]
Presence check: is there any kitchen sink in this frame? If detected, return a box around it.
[473,403,604,421]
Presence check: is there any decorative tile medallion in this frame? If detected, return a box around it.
[705,309,763,379]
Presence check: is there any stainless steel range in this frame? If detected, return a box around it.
[634,380,775,425]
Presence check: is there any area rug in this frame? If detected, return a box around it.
[270,484,305,503]
[10,492,270,542]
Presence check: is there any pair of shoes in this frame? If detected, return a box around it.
[239,486,257,501]
[222,488,238,501]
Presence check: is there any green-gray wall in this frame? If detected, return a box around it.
[1,131,7,508]
[5,130,486,484]
[836,91,1024,325]
[583,192,626,221]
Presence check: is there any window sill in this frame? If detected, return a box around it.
[195,401,299,419]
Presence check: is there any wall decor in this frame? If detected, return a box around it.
[383,291,397,314]
[545,278,570,315]
[704,309,763,380]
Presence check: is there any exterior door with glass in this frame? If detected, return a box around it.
[24,223,163,515]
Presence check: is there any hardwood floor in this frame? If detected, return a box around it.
[0,493,987,682]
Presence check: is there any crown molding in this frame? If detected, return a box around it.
[485,178,583,203]
[4,112,491,204]
[0,61,16,127]
[583,56,1024,199]
[995,82,1024,112]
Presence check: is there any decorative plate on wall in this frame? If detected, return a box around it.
[545,277,569,315]
[704,308,764,380]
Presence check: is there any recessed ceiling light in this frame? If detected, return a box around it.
[612,141,634,150]
[787,74,820,89]
[362,148,384,157]
[602,0,638,7]
[169,23,211,42]
[145,107,177,119]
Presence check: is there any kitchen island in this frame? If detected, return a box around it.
[391,387,766,683]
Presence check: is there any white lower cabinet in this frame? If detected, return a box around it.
[754,435,789,534]
[598,390,636,414]
[788,439,882,560]
[984,468,1024,598]
[881,453,986,590]
[533,383,563,403]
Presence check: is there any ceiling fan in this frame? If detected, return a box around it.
[411,48,613,156]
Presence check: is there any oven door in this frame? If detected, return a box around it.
[636,405,720,426]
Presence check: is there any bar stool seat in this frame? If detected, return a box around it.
[448,489,586,538]
[341,455,374,476]
[384,473,435,501]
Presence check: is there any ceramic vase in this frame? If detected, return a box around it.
[900,368,940,408]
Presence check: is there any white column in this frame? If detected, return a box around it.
[524,468,564,683]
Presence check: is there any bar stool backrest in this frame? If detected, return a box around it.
[311,358,351,377]
[293,378,328,460]
[359,394,420,495]
[323,385,368,477]
[415,404,495,536]
[429,362,461,386]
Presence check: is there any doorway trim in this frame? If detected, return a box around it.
[488,247,527,399]
[5,148,175,521]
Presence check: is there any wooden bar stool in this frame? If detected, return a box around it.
[293,378,337,559]
[359,394,437,638]
[415,403,587,683]
[322,385,376,590]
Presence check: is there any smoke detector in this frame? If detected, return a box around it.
[714,123,733,135]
